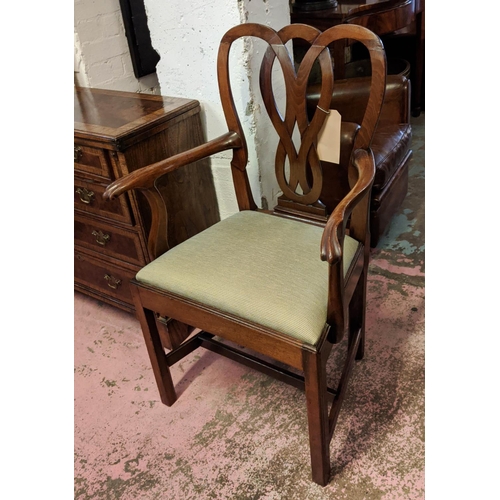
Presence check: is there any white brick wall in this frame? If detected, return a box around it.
[74,0,159,93]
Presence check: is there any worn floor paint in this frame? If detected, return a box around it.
[74,115,424,499]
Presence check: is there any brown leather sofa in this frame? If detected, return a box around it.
[307,74,412,247]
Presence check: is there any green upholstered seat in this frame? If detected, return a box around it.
[136,210,359,346]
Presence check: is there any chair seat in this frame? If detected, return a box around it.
[136,211,359,346]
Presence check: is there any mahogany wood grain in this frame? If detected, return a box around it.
[327,326,362,438]
[131,284,178,406]
[74,250,138,309]
[75,88,199,148]
[74,215,146,267]
[74,176,132,224]
[321,143,375,264]
[303,347,331,486]
[344,0,414,33]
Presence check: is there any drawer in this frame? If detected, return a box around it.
[75,176,133,225]
[74,250,137,306]
[74,144,112,179]
[74,214,146,266]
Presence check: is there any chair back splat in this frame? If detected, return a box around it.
[103,23,387,487]
[218,23,386,221]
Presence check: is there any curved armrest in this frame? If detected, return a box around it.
[320,148,376,265]
[103,131,243,200]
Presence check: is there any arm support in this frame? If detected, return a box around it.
[103,131,243,200]
[103,130,243,260]
[320,148,376,265]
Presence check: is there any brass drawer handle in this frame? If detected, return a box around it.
[76,187,95,204]
[92,230,110,246]
[74,146,82,162]
[104,274,121,289]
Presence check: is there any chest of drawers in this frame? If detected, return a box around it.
[74,87,220,314]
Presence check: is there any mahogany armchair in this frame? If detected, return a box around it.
[104,23,386,486]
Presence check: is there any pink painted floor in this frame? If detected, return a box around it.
[74,116,425,499]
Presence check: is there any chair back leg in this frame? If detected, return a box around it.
[349,267,368,361]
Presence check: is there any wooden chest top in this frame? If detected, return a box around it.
[74,87,200,150]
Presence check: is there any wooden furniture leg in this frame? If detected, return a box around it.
[349,268,368,361]
[131,285,177,406]
[303,349,331,486]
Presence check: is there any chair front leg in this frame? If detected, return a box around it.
[303,348,331,486]
[131,284,177,406]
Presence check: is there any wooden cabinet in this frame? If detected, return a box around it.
[74,87,220,313]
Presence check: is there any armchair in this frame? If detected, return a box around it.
[104,23,386,486]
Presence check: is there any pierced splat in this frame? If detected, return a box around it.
[259,25,333,215]
[217,23,386,223]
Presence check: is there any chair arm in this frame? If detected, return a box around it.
[103,131,243,200]
[320,148,376,265]
[307,74,410,127]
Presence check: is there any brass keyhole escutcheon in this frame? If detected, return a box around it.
[92,230,110,246]
[104,274,121,289]
[76,187,95,204]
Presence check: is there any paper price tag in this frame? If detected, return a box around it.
[316,109,341,164]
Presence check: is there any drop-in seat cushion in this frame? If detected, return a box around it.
[136,211,359,346]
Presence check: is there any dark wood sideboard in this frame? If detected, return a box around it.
[74,87,220,321]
